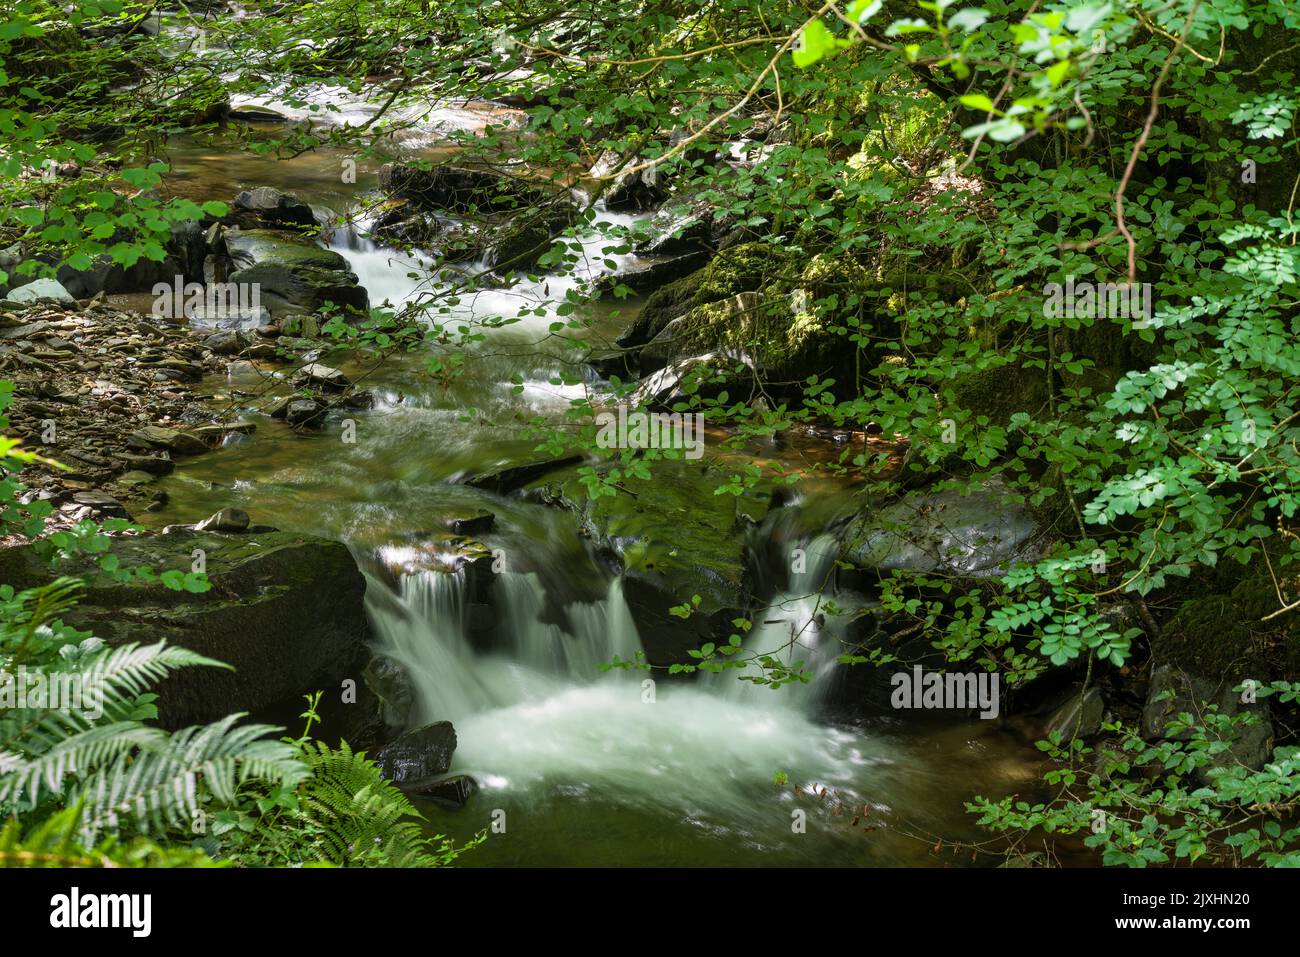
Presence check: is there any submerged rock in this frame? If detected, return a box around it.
[374,721,457,785]
[0,528,372,728]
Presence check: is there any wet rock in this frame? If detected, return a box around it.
[374,721,457,785]
[286,398,325,427]
[629,352,752,410]
[364,655,415,729]
[591,151,669,211]
[379,162,563,214]
[464,454,583,495]
[1141,663,1274,778]
[634,206,716,257]
[194,507,250,533]
[222,229,368,317]
[405,773,479,809]
[590,251,710,298]
[128,425,208,456]
[120,453,174,476]
[444,511,495,536]
[70,490,128,517]
[527,461,761,666]
[485,209,573,273]
[1043,685,1106,742]
[232,187,317,229]
[0,527,372,728]
[839,477,1047,579]
[292,361,351,391]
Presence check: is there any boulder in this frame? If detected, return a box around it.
[232,187,318,229]
[292,362,351,391]
[374,721,458,785]
[839,478,1046,579]
[0,528,373,728]
[4,278,74,304]
[378,162,563,214]
[1141,663,1274,778]
[222,229,368,317]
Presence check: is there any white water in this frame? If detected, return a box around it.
[367,562,895,826]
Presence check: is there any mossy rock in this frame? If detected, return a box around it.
[1154,573,1300,680]
[0,527,372,728]
[618,241,791,348]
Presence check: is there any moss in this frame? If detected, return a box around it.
[948,361,1050,428]
[622,241,790,346]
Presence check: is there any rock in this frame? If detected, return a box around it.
[839,477,1046,579]
[202,330,247,355]
[222,229,368,317]
[232,187,317,229]
[292,362,351,391]
[1042,685,1106,743]
[378,162,563,214]
[374,721,457,785]
[116,469,158,486]
[5,278,74,304]
[526,461,762,665]
[70,490,128,517]
[0,528,372,728]
[194,507,250,533]
[1141,663,1274,777]
[464,454,583,495]
[629,352,752,410]
[485,209,573,272]
[405,773,479,809]
[286,398,324,427]
[634,206,715,257]
[590,251,711,298]
[616,242,787,349]
[120,453,174,476]
[128,425,208,456]
[444,511,495,536]
[591,151,669,211]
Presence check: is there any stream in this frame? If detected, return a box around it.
[123,120,1045,867]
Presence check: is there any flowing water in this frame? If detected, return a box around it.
[131,118,1046,866]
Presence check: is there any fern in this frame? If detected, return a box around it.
[0,805,218,868]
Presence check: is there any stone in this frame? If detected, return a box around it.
[443,511,495,536]
[5,278,74,304]
[232,187,317,229]
[292,362,351,391]
[194,507,250,533]
[128,425,208,456]
[1141,663,1274,777]
[0,528,373,729]
[405,773,479,809]
[222,229,368,317]
[464,455,583,495]
[374,721,458,785]
[839,478,1047,580]
[286,398,324,427]
[203,330,247,355]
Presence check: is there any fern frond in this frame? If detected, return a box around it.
[75,714,306,839]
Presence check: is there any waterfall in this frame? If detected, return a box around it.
[368,568,643,725]
[715,532,845,706]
